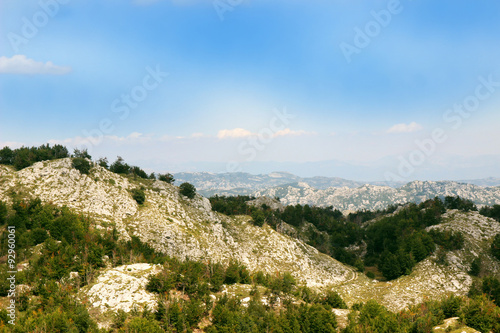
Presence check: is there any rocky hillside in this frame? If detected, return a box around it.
[254,181,500,211]
[0,159,353,288]
[337,210,500,312]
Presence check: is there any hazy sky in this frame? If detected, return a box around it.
[1,0,499,181]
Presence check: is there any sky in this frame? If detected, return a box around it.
[1,0,499,181]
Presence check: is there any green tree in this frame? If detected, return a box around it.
[251,209,265,227]
[72,157,92,175]
[0,146,14,165]
[158,173,175,184]
[461,295,500,333]
[96,157,109,169]
[72,148,91,159]
[179,182,196,199]
[109,156,130,174]
[492,233,500,260]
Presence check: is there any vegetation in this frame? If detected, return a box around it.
[158,173,175,184]
[0,144,69,170]
[480,204,500,222]
[209,195,472,281]
[179,182,197,199]
[131,187,146,205]
[72,157,93,175]
[0,198,172,331]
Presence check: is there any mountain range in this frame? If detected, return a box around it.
[175,171,500,211]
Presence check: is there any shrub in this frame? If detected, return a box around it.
[179,182,196,199]
[72,157,92,175]
[131,188,146,205]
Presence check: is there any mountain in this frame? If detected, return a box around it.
[1,159,500,330]
[458,177,500,187]
[174,171,500,205]
[253,181,500,211]
[173,171,406,197]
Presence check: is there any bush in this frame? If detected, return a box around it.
[179,182,196,199]
[131,188,146,205]
[72,157,92,175]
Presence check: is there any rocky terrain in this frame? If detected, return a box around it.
[2,159,500,328]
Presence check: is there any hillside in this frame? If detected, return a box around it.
[0,159,353,288]
[337,210,500,312]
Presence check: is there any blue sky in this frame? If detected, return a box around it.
[1,0,500,181]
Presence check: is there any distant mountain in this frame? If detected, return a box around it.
[174,172,500,206]
[254,180,500,211]
[173,171,405,197]
[457,177,500,187]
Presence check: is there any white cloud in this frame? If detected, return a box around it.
[0,55,71,75]
[217,128,254,139]
[273,128,310,138]
[387,122,423,134]
[217,127,312,139]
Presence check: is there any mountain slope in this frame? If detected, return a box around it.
[0,159,353,288]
